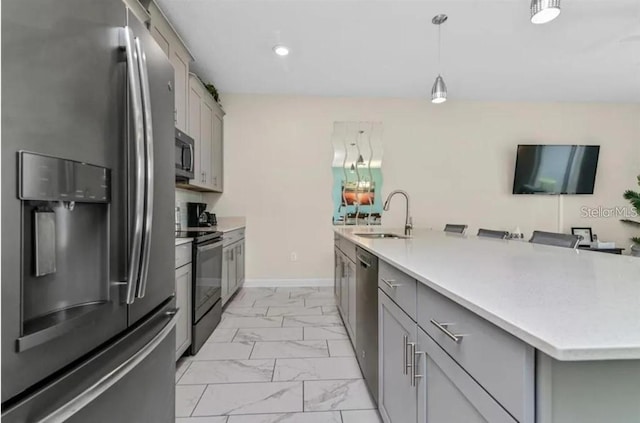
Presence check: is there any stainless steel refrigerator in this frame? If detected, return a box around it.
[2,0,177,421]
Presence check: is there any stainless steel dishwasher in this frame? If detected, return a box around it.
[355,246,379,404]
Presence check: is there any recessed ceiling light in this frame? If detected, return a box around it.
[273,45,290,56]
[531,0,561,24]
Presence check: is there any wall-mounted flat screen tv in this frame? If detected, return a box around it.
[513,145,600,195]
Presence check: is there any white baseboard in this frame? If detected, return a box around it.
[243,278,333,288]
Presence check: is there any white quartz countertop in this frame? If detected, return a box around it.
[215,217,246,233]
[334,226,640,361]
[184,216,246,234]
[175,238,193,246]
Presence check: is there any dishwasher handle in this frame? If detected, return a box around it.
[357,254,371,268]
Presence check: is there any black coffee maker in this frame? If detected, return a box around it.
[186,202,210,227]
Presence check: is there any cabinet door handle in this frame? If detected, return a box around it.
[410,343,424,387]
[382,278,402,289]
[402,335,409,375]
[430,319,465,344]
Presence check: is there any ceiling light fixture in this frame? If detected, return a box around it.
[273,45,290,56]
[530,0,561,24]
[431,14,448,104]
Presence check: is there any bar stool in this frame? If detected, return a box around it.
[477,228,509,239]
[444,224,467,234]
[529,231,581,249]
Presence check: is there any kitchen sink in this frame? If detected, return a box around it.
[354,233,410,239]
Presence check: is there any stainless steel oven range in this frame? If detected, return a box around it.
[176,230,224,354]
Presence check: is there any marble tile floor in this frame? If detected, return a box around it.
[175,287,382,423]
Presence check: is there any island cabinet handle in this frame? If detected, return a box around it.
[382,278,402,289]
[402,335,408,375]
[430,319,465,344]
[410,342,424,387]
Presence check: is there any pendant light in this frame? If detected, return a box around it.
[530,0,561,24]
[431,14,448,104]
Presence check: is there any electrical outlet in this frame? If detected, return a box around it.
[290,252,298,262]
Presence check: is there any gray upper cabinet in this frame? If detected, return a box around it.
[147,1,192,133]
[146,0,224,193]
[211,107,224,191]
[378,290,418,423]
[185,74,224,192]
[417,328,517,423]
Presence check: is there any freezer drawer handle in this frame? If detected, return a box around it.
[35,310,179,423]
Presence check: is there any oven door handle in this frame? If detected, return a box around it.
[197,240,224,253]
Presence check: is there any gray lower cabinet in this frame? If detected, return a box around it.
[221,244,230,303]
[236,240,245,287]
[378,290,418,423]
[346,259,356,345]
[222,233,246,305]
[175,264,192,358]
[417,328,517,423]
[335,247,356,348]
[334,249,342,299]
[334,232,640,423]
[222,244,236,304]
[175,243,192,359]
[340,260,349,318]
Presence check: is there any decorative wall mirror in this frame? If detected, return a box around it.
[332,121,383,225]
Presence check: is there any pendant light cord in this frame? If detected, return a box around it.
[438,23,442,75]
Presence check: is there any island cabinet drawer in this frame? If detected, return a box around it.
[175,243,192,268]
[416,283,535,423]
[379,261,417,321]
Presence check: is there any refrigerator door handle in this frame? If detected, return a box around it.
[34,310,179,423]
[135,37,154,299]
[122,27,145,305]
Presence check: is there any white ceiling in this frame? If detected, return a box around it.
[157,0,640,102]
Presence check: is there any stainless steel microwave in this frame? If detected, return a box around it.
[175,128,194,181]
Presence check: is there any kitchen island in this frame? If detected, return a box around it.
[334,227,640,423]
